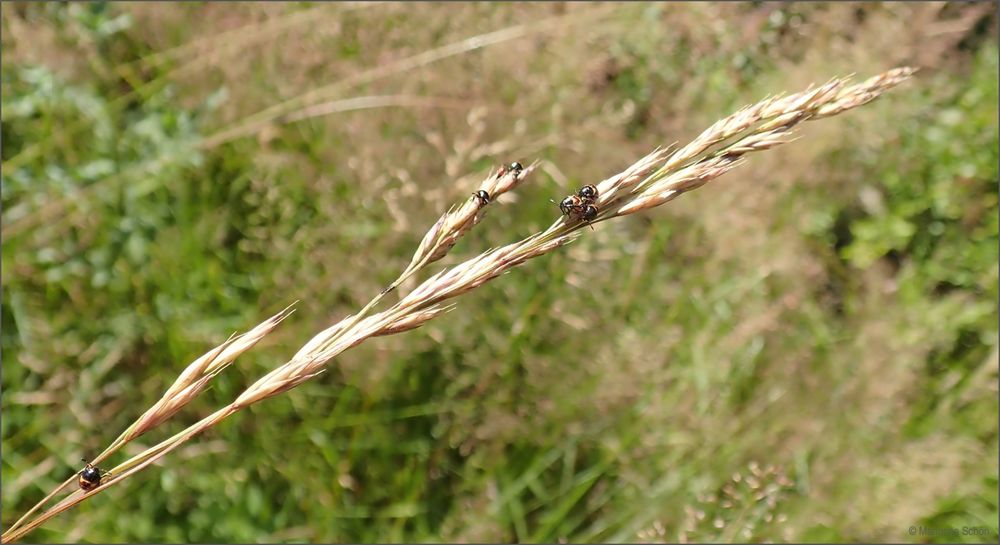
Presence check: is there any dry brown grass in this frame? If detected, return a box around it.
[2,64,914,543]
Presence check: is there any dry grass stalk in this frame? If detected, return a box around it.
[3,307,293,539]
[395,161,534,289]
[2,67,914,544]
[200,6,614,149]
[125,305,295,442]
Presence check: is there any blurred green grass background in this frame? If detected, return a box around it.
[1,2,997,543]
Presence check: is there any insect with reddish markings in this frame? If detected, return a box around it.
[557,194,584,217]
[553,192,600,230]
[577,184,598,203]
[78,459,111,491]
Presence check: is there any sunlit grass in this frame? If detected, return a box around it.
[1,2,997,543]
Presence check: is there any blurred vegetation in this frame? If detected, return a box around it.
[1,2,997,543]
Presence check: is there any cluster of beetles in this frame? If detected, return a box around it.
[473,161,600,226]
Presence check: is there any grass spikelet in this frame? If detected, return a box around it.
[1,67,914,544]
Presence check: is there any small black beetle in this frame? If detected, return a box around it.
[78,460,110,491]
[472,190,491,206]
[577,184,598,202]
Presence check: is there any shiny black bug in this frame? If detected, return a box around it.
[496,161,522,180]
[577,184,598,203]
[472,190,491,206]
[554,194,599,229]
[558,195,584,216]
[78,459,110,491]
